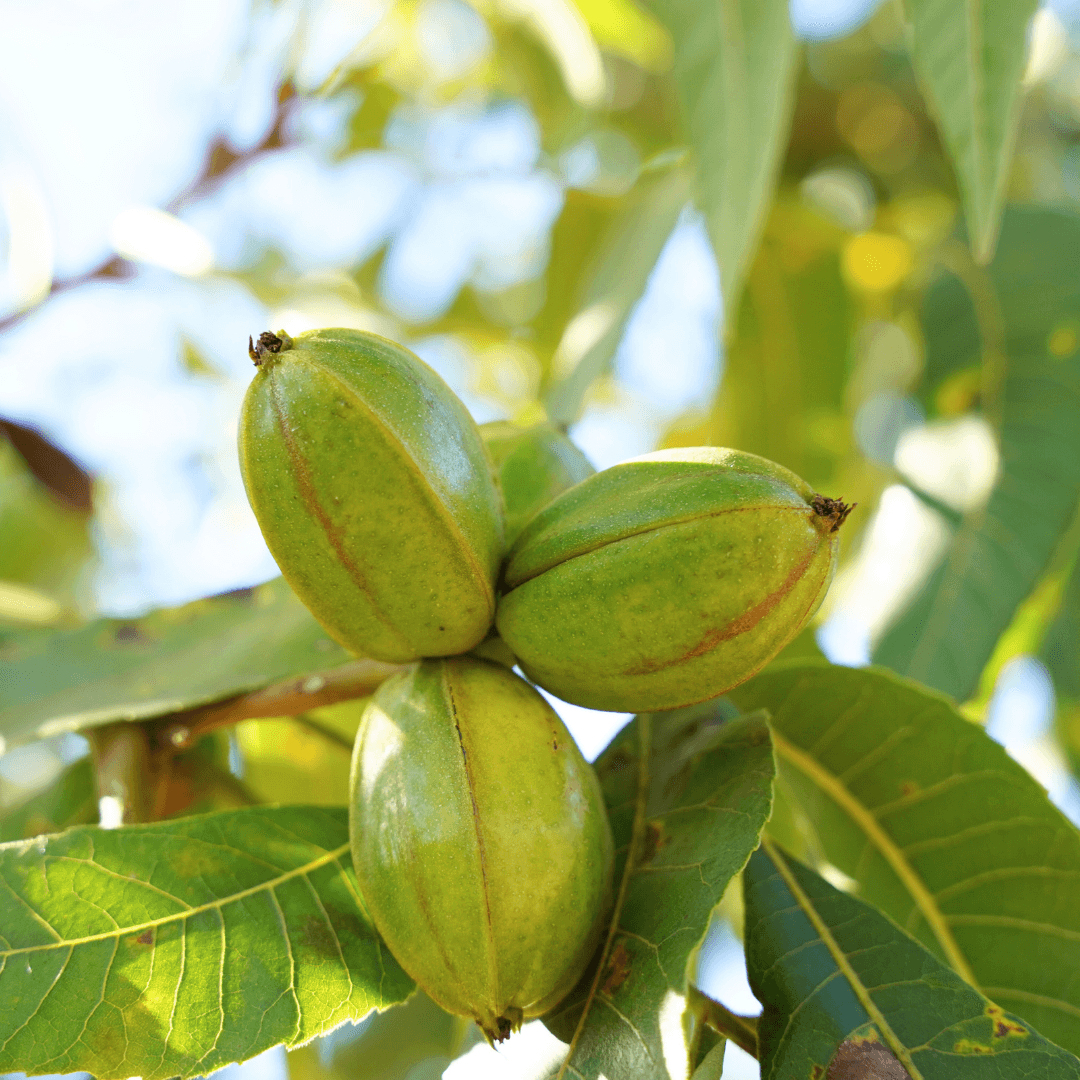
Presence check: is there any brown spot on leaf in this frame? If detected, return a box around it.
[601,940,632,997]
[987,1004,1027,1040]
[827,1038,907,1078]
[810,1066,825,1080]
[954,1039,993,1055]
[300,913,339,958]
[642,820,668,863]
[135,929,153,946]
[601,749,634,775]
[900,781,918,797]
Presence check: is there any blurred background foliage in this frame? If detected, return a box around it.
[4,0,1080,1076]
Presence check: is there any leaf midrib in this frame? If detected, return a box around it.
[762,838,925,1080]
[0,841,351,958]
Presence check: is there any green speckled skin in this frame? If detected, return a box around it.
[496,447,839,712]
[480,421,596,547]
[238,329,504,662]
[349,657,613,1041]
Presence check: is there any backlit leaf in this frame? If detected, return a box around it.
[906,0,1038,263]
[649,0,799,316]
[729,661,1080,1057]
[0,757,96,842]
[544,168,691,426]
[0,806,411,1079]
[745,842,1080,1078]
[0,577,353,747]
[874,207,1080,702]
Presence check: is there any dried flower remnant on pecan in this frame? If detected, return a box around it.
[248,330,292,365]
[811,494,854,533]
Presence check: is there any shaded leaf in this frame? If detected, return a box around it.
[0,431,92,610]
[0,806,411,1080]
[1042,552,1080,701]
[0,577,353,747]
[906,0,1038,263]
[0,757,96,842]
[544,167,691,426]
[648,0,799,316]
[745,842,1080,1078]
[288,991,472,1080]
[545,708,774,1079]
[874,207,1080,701]
[729,661,1080,1057]
[234,703,364,807]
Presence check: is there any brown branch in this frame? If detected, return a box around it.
[149,657,404,755]
[88,722,155,824]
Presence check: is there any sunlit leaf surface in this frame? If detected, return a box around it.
[545,708,774,1079]
[0,806,411,1079]
[745,843,1080,1079]
[906,0,1038,262]
[730,661,1080,1057]
[0,577,352,746]
[875,207,1080,702]
[650,0,798,316]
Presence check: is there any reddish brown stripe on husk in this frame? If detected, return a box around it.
[623,541,821,676]
[267,369,405,646]
[507,502,815,591]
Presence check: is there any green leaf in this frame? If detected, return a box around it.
[905,0,1038,263]
[1042,553,1080,700]
[648,0,799,316]
[544,167,692,426]
[0,757,96,842]
[745,842,1080,1078]
[0,433,92,610]
[874,207,1080,701]
[729,661,1080,1058]
[710,198,852,490]
[545,707,775,1079]
[0,806,411,1079]
[0,577,353,747]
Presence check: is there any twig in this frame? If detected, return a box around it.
[149,657,404,754]
[688,985,759,1059]
[88,722,155,824]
